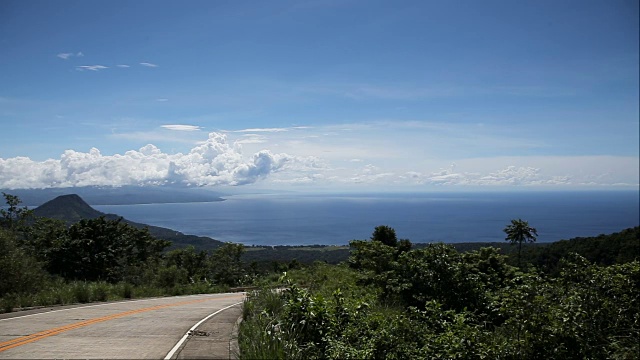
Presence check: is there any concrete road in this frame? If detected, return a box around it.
[0,292,245,359]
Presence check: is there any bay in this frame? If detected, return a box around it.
[94,191,639,246]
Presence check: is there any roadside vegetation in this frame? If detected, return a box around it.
[0,193,247,313]
[2,192,639,358]
[239,225,640,359]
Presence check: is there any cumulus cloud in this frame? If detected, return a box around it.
[76,65,108,71]
[0,132,309,189]
[140,62,158,68]
[161,124,201,131]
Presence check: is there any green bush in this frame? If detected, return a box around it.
[155,265,188,289]
[1,294,17,313]
[91,282,110,302]
[121,282,133,299]
[72,282,92,303]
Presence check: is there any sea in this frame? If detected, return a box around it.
[94,191,639,246]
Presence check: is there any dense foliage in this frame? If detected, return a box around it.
[520,226,640,273]
[3,192,640,358]
[240,225,640,359]
[0,194,248,313]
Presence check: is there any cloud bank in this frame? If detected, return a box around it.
[1,126,636,190]
[403,165,572,186]
[0,132,303,189]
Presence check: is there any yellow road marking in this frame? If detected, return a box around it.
[0,294,243,353]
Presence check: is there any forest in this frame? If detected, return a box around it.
[1,192,638,359]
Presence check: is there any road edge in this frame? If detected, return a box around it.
[165,300,244,360]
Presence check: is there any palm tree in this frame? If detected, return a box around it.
[503,218,538,266]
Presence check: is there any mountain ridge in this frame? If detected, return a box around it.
[33,194,224,251]
[3,186,225,207]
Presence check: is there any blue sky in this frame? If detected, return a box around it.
[0,0,638,190]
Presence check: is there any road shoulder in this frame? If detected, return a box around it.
[174,303,243,360]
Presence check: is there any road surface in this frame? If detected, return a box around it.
[0,292,245,359]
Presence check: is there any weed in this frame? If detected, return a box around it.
[72,282,91,303]
[121,282,133,299]
[91,282,110,302]
[1,294,17,313]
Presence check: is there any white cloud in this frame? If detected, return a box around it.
[156,98,169,102]
[57,52,83,60]
[399,165,583,187]
[233,127,291,133]
[5,118,636,190]
[236,134,268,144]
[0,132,315,189]
[328,164,574,187]
[116,64,130,68]
[161,124,201,131]
[57,53,73,60]
[76,65,108,71]
[140,62,158,68]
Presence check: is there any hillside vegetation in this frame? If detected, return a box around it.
[33,194,224,250]
[1,192,638,358]
[0,193,245,312]
[240,226,639,359]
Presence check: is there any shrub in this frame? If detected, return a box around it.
[72,282,91,303]
[91,282,110,302]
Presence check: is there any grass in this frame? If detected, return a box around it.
[238,263,381,359]
[0,280,230,314]
[238,288,290,360]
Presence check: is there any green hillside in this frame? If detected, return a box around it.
[33,194,224,250]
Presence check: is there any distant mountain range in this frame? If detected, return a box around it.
[33,194,224,251]
[3,186,225,206]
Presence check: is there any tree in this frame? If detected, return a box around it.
[504,218,538,266]
[0,228,48,297]
[165,245,208,281]
[210,242,245,286]
[49,217,170,282]
[0,193,33,231]
[371,225,398,247]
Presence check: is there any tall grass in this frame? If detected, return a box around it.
[0,280,228,314]
[238,288,290,359]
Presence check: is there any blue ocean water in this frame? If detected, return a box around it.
[94,191,639,246]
